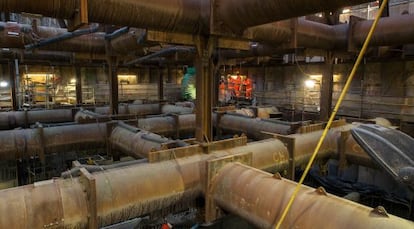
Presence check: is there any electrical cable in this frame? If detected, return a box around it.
[274,1,389,228]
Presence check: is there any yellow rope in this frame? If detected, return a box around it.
[274,1,389,228]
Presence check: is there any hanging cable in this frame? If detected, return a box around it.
[274,1,389,228]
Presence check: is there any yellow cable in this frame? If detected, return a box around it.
[275,1,389,228]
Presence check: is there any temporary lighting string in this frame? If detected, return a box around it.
[274,0,389,228]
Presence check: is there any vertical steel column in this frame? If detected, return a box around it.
[75,66,83,105]
[194,36,215,142]
[108,58,118,115]
[13,59,20,109]
[320,52,334,121]
[158,67,164,101]
[7,62,17,110]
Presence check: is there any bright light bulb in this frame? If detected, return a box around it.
[305,79,315,88]
[0,81,8,88]
[70,78,76,84]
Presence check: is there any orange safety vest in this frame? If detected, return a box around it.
[244,78,252,98]
[234,75,241,96]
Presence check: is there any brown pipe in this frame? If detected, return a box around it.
[210,162,414,229]
[0,22,106,54]
[352,14,414,47]
[215,0,370,33]
[0,0,207,34]
[0,0,371,36]
[0,109,74,129]
[109,123,174,158]
[137,114,195,137]
[110,28,147,54]
[218,113,293,139]
[0,122,358,228]
[0,123,107,160]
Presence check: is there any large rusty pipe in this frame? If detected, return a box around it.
[0,124,378,228]
[109,123,176,158]
[137,113,294,139]
[137,114,195,137]
[246,19,338,50]
[352,14,414,47]
[211,162,414,229]
[216,0,370,33]
[0,0,371,35]
[0,22,106,53]
[247,14,414,51]
[0,109,74,129]
[0,0,207,34]
[217,113,293,139]
[0,123,107,160]
[93,103,193,116]
[0,123,357,228]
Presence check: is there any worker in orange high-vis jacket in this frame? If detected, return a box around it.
[244,76,252,99]
[233,73,242,97]
[227,74,235,97]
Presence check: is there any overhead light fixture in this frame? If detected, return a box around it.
[304,79,316,89]
[0,81,9,88]
[342,8,351,14]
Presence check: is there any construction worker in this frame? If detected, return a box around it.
[244,76,252,99]
[218,76,226,103]
[233,73,242,97]
[227,74,235,97]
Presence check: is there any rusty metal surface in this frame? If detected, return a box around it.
[0,21,106,53]
[0,0,207,33]
[218,113,293,139]
[138,114,195,136]
[110,123,174,158]
[161,104,194,114]
[0,125,366,228]
[0,123,107,160]
[0,109,74,129]
[111,28,147,54]
[211,162,414,229]
[352,14,414,47]
[0,178,88,228]
[214,0,371,34]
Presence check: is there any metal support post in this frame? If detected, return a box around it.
[158,67,164,101]
[8,62,17,110]
[75,66,83,105]
[320,51,334,121]
[194,36,216,142]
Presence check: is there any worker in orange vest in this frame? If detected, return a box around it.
[227,74,235,97]
[233,73,242,97]
[244,76,252,99]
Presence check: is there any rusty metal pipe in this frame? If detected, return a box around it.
[211,162,414,229]
[0,0,207,34]
[137,114,195,137]
[0,123,107,160]
[217,113,293,139]
[216,0,370,33]
[352,14,414,47]
[110,122,186,158]
[0,109,74,129]
[0,124,360,228]
[0,0,371,35]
